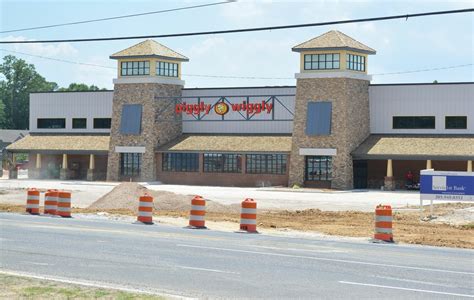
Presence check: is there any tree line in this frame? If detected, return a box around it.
[0,55,107,129]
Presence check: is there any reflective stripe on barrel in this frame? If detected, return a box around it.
[57,191,72,218]
[240,198,257,232]
[189,196,206,228]
[374,205,393,242]
[44,189,58,215]
[26,188,40,215]
[137,194,153,224]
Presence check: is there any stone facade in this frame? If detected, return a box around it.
[106,83,182,182]
[289,78,370,189]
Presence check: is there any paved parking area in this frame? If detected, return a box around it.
[0,179,431,211]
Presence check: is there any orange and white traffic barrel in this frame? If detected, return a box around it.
[240,198,257,233]
[26,188,40,215]
[137,194,154,224]
[44,189,58,215]
[188,195,206,228]
[374,204,393,242]
[57,191,72,218]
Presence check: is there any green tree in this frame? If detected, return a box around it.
[58,83,107,91]
[0,55,57,129]
[0,99,6,128]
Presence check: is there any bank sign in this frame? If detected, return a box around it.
[420,170,474,201]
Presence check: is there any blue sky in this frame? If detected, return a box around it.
[0,0,473,89]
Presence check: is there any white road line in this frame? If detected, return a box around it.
[177,244,474,276]
[177,266,239,275]
[22,262,51,266]
[339,281,474,298]
[373,275,459,288]
[253,245,348,253]
[0,269,194,300]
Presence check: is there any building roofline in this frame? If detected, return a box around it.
[183,85,297,90]
[110,54,189,62]
[30,90,114,94]
[27,82,473,95]
[292,47,376,55]
[369,82,474,86]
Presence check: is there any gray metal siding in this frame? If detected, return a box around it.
[29,92,113,133]
[120,104,142,135]
[369,84,474,134]
[306,102,332,135]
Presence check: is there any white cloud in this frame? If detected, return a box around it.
[1,35,78,57]
[219,0,272,24]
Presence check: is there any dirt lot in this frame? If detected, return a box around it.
[1,183,473,249]
[0,273,164,299]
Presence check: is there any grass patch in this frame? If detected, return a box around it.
[0,274,166,299]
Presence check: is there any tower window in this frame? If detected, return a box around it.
[346,54,366,71]
[304,54,340,70]
[156,61,178,77]
[120,61,150,76]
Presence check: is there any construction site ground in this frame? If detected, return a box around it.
[1,182,473,249]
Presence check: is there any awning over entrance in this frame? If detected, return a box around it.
[352,134,474,160]
[157,135,292,153]
[6,134,110,154]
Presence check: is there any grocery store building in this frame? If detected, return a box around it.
[7,30,474,189]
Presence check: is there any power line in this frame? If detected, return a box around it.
[372,64,473,75]
[1,48,471,80]
[0,1,235,34]
[0,8,472,44]
[0,48,116,69]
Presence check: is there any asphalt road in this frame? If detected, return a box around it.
[1,213,473,299]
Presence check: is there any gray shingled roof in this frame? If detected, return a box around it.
[0,129,28,144]
[157,135,292,153]
[110,39,189,61]
[292,30,376,54]
[352,135,474,160]
[6,135,110,153]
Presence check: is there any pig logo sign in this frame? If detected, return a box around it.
[175,100,273,117]
[214,102,229,116]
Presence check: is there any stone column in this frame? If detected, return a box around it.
[384,159,396,191]
[106,82,183,182]
[36,153,42,169]
[426,159,432,170]
[468,160,472,172]
[288,78,370,189]
[87,154,96,181]
[8,152,17,179]
[29,153,42,179]
[59,154,69,180]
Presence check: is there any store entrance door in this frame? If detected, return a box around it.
[353,160,368,189]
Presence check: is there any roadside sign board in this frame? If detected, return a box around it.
[420,170,474,202]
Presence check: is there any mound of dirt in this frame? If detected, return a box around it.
[88,182,237,213]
